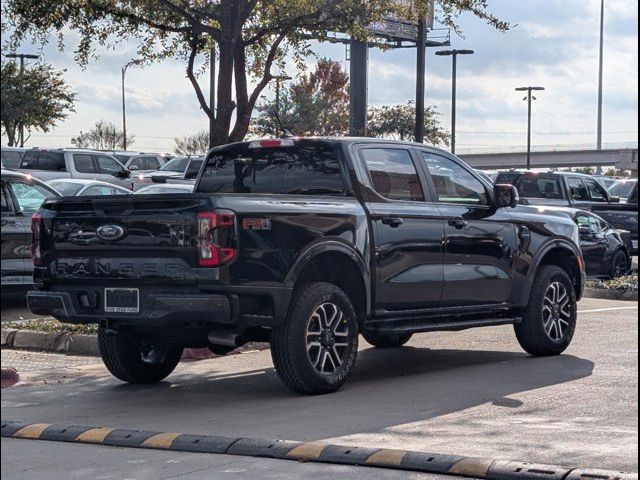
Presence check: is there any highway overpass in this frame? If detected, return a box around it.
[458,148,638,174]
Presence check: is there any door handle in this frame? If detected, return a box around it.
[381,217,403,228]
[448,217,468,229]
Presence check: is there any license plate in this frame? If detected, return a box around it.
[104,288,139,313]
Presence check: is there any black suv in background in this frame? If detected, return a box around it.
[495,170,620,210]
[28,138,586,395]
[1,169,59,292]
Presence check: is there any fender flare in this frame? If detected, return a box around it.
[284,239,371,316]
[524,239,584,302]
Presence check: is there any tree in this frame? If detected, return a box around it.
[71,120,132,151]
[252,59,349,137]
[174,130,210,156]
[368,101,449,146]
[3,1,509,147]
[1,61,76,146]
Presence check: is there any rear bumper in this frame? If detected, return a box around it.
[27,290,233,327]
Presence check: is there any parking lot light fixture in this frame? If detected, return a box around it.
[435,49,475,154]
[515,86,545,170]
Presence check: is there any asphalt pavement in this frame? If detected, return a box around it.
[1,297,638,479]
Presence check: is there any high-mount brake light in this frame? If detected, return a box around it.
[196,211,237,267]
[248,139,295,149]
[31,212,43,266]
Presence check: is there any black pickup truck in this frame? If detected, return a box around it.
[592,182,638,255]
[28,138,586,395]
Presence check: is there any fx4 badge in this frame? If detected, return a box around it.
[242,218,272,231]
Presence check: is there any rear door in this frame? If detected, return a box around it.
[357,145,444,311]
[418,151,518,307]
[1,181,27,287]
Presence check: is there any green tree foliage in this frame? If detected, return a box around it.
[368,101,449,145]
[174,130,210,156]
[71,120,132,150]
[253,59,349,137]
[2,1,508,147]
[1,61,76,146]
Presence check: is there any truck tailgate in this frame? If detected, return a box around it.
[38,194,213,284]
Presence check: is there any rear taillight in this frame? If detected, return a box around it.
[31,212,43,266]
[196,211,237,267]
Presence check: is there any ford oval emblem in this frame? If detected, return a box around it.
[96,224,125,241]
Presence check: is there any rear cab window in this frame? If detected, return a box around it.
[20,151,66,171]
[197,142,346,195]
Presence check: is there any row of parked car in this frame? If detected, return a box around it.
[0,143,637,294]
[1,146,204,190]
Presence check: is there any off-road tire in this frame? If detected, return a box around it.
[515,266,577,356]
[362,330,413,348]
[270,282,359,395]
[98,327,183,384]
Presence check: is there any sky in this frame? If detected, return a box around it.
[3,0,638,154]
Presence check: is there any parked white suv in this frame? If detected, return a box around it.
[18,148,132,188]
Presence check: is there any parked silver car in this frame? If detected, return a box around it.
[47,179,132,196]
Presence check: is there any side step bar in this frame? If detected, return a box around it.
[365,317,520,335]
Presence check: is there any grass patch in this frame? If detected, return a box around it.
[586,274,638,293]
[3,318,98,335]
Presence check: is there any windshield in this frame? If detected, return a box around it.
[198,143,345,195]
[48,181,84,196]
[608,180,637,198]
[159,157,190,172]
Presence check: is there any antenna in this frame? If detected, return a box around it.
[271,107,293,138]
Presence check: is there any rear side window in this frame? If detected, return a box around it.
[73,154,96,173]
[185,159,204,179]
[198,145,345,195]
[1,150,23,168]
[20,151,66,171]
[567,177,589,201]
[361,148,423,201]
[514,175,563,199]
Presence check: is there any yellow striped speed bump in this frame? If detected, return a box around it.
[2,421,637,480]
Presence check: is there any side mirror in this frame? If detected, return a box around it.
[610,195,620,203]
[494,184,519,208]
[129,165,139,171]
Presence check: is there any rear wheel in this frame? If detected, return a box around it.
[362,330,412,348]
[98,327,183,383]
[610,250,630,279]
[515,266,577,356]
[271,282,358,395]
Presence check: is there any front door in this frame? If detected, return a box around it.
[358,146,444,312]
[417,151,518,308]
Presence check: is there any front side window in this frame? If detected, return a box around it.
[421,152,488,205]
[567,178,589,201]
[96,156,123,174]
[8,180,55,214]
[199,145,345,195]
[73,154,96,173]
[576,214,602,234]
[361,148,424,201]
[585,179,608,202]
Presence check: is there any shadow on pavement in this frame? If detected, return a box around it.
[1,345,594,443]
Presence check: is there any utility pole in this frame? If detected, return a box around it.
[435,49,475,154]
[121,60,140,151]
[597,0,605,151]
[415,18,427,143]
[4,53,39,147]
[515,86,545,170]
[349,39,368,136]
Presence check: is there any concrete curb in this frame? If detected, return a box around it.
[1,329,99,356]
[2,421,637,480]
[583,288,638,302]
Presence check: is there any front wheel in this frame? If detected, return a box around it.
[610,250,630,279]
[271,282,359,395]
[98,327,183,383]
[514,266,577,356]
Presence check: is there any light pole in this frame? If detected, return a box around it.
[435,49,474,154]
[597,0,605,151]
[515,86,545,170]
[4,53,40,147]
[121,60,140,151]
